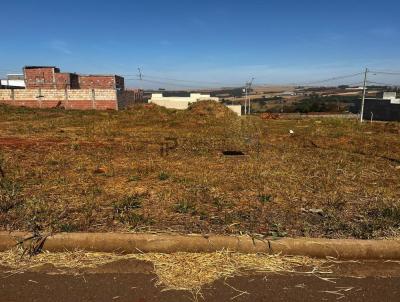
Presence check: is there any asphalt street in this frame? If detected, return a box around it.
[1,260,399,302]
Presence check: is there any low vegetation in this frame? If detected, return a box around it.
[0,102,399,239]
[252,95,358,114]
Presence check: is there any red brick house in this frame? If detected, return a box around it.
[24,66,80,89]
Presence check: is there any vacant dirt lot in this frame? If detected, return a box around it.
[0,102,399,239]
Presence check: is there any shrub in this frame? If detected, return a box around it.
[0,178,22,213]
[258,194,273,204]
[174,200,195,214]
[158,171,169,181]
[114,194,142,214]
[128,175,141,182]
[113,194,144,225]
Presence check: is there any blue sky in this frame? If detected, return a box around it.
[1,0,400,88]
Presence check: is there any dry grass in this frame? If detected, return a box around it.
[0,103,399,238]
[0,248,326,293]
[0,249,122,270]
[133,252,325,292]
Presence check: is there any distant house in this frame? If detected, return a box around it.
[149,93,219,110]
[0,74,25,88]
[352,91,400,121]
[345,86,364,90]
[149,92,241,115]
[278,91,296,97]
[382,92,400,103]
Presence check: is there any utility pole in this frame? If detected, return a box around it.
[137,67,144,96]
[138,67,143,81]
[360,68,368,123]
[246,77,255,115]
[243,87,247,115]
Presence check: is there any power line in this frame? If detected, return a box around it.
[124,77,215,89]
[0,66,369,88]
[0,70,21,77]
[369,70,400,76]
[121,73,243,87]
[3,66,397,89]
[124,71,366,87]
[124,71,365,89]
[295,72,364,86]
[145,75,241,86]
[124,72,367,90]
[345,81,365,87]
[0,68,21,73]
[367,80,400,87]
[125,74,247,89]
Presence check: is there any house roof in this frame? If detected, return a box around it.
[79,74,120,78]
[24,66,58,69]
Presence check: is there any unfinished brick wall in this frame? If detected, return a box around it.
[79,75,125,90]
[54,73,80,89]
[24,67,58,89]
[117,89,144,108]
[115,76,125,90]
[24,67,80,89]
[0,89,118,110]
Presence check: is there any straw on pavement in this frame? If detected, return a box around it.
[0,248,326,292]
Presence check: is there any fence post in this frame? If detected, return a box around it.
[64,88,69,109]
[91,89,96,110]
[10,89,15,106]
[38,88,42,109]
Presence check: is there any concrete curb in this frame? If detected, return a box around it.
[1,232,400,260]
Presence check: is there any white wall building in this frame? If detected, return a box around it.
[226,105,242,116]
[0,74,25,88]
[383,92,400,104]
[149,93,219,110]
[0,80,25,88]
[149,93,242,115]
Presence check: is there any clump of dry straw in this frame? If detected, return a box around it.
[133,251,325,291]
[0,248,326,293]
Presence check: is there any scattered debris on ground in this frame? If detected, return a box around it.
[0,248,327,293]
[260,113,280,120]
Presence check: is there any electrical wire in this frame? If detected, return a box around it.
[345,82,365,87]
[367,80,400,87]
[369,70,400,76]
[124,77,215,89]
[144,75,239,86]
[125,71,366,89]
[4,67,396,89]
[124,71,367,88]
[295,72,364,86]
[0,68,21,73]
[122,74,242,86]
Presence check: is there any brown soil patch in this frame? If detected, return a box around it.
[0,137,62,148]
